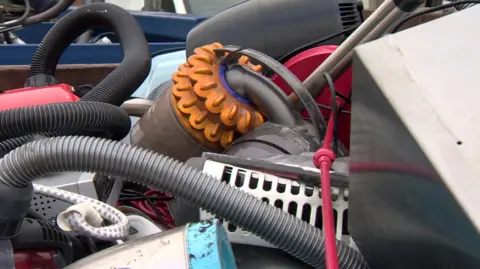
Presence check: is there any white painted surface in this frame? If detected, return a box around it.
[105,0,144,10]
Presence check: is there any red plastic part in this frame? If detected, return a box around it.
[14,250,59,269]
[0,84,79,112]
[272,45,352,149]
[313,111,339,269]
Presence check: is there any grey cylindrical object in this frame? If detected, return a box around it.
[146,80,173,101]
[186,0,346,60]
[295,0,398,104]
[120,98,155,117]
[225,65,301,126]
[0,136,368,269]
[130,93,212,162]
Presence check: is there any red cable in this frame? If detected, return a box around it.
[127,190,175,227]
[313,111,339,269]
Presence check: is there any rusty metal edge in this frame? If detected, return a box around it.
[0,64,119,92]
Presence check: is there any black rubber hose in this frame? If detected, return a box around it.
[0,136,30,158]
[217,46,326,141]
[0,102,130,142]
[0,135,50,159]
[0,136,368,269]
[27,3,151,106]
[23,0,76,25]
[225,64,303,126]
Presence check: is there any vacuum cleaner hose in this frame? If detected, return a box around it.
[0,102,131,142]
[27,3,151,106]
[224,64,302,126]
[0,136,368,269]
[146,80,172,101]
[0,136,30,158]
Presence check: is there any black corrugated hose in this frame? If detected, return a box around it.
[27,3,151,106]
[0,136,30,159]
[0,136,369,269]
[0,102,130,142]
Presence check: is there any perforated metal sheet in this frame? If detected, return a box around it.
[200,160,353,248]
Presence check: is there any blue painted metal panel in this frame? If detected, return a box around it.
[129,12,205,42]
[14,23,52,44]
[0,42,185,65]
[14,11,205,44]
[3,8,204,65]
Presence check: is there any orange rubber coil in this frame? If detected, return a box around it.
[171,42,265,149]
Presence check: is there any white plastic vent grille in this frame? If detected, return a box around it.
[200,160,353,248]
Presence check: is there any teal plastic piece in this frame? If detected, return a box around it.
[132,50,186,98]
[186,220,237,269]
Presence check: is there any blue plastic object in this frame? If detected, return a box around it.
[218,64,252,105]
[186,220,237,269]
[133,50,186,98]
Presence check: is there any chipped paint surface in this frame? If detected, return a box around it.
[64,228,188,269]
[187,220,237,269]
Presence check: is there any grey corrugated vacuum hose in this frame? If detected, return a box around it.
[146,80,173,101]
[0,136,368,269]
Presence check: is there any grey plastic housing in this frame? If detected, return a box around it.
[349,6,480,269]
[186,0,363,60]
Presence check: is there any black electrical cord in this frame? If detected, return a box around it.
[119,191,173,202]
[0,0,30,28]
[336,92,350,103]
[390,0,480,33]
[118,197,172,202]
[324,73,339,155]
[215,46,327,141]
[23,0,75,26]
[277,27,358,64]
[121,189,172,229]
[0,12,12,43]
[452,0,477,10]
[325,91,351,120]
[313,103,350,114]
[312,91,351,116]
[335,92,351,117]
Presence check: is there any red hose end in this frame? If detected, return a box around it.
[313,148,336,168]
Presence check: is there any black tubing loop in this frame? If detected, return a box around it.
[24,0,76,26]
[0,136,41,159]
[0,136,369,269]
[0,102,131,142]
[216,46,326,141]
[27,3,151,106]
[225,64,303,126]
